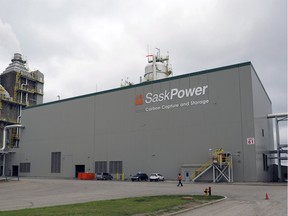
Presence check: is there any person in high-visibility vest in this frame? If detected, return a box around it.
[177,173,183,187]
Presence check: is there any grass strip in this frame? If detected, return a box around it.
[0,195,223,216]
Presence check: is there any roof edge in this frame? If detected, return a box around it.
[24,61,252,110]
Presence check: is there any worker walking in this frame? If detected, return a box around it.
[177,173,183,187]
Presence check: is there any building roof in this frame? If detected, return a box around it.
[25,61,271,109]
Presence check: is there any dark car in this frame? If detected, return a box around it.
[96,172,113,180]
[131,172,148,181]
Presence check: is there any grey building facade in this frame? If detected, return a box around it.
[6,62,274,181]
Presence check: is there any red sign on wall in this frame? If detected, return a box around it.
[247,137,255,145]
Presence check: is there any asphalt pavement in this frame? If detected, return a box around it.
[0,178,287,216]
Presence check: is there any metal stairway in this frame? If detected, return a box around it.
[191,160,212,182]
[191,149,233,183]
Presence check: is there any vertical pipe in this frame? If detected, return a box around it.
[2,153,6,177]
[16,101,23,148]
[26,93,28,105]
[231,155,234,182]
[212,165,215,183]
[20,92,23,104]
[228,163,230,182]
[275,118,281,181]
[152,56,157,81]
[2,127,7,151]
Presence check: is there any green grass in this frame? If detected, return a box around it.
[0,195,223,216]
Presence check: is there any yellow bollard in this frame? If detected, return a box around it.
[204,188,208,196]
[122,172,125,181]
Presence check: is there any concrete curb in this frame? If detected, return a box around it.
[164,196,227,216]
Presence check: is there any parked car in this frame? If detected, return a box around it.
[149,173,165,181]
[131,172,148,181]
[96,172,113,180]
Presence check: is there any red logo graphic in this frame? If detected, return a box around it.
[135,95,143,106]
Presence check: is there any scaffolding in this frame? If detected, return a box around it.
[192,149,233,183]
[0,54,43,178]
[212,150,233,183]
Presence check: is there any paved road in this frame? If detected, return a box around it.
[0,178,287,215]
[176,184,287,216]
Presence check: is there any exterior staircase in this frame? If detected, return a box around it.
[191,160,212,182]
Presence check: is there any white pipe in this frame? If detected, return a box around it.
[1,125,24,176]
[16,99,24,148]
[26,93,28,105]
[18,79,27,132]
[20,79,28,104]
[267,113,288,118]
[275,118,282,181]
[153,56,156,80]
[1,125,25,151]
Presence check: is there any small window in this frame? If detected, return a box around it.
[263,154,268,171]
[51,152,61,173]
[109,161,123,174]
[95,161,107,173]
[20,163,31,173]
[262,129,265,137]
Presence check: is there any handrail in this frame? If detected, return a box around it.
[191,160,212,180]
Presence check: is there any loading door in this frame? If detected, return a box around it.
[75,165,85,178]
[12,165,18,176]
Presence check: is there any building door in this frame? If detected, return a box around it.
[75,165,85,178]
[12,165,18,176]
[185,171,190,182]
[62,155,73,178]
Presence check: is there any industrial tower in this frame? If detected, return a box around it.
[0,53,44,149]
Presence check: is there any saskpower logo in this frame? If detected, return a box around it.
[135,95,143,105]
[136,85,209,112]
[136,85,208,106]
[145,85,208,103]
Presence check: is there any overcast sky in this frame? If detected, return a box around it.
[0,0,287,141]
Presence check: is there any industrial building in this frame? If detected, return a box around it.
[0,54,287,182]
[0,53,44,150]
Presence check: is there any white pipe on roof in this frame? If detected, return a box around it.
[267,113,288,118]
